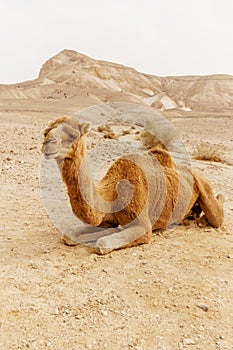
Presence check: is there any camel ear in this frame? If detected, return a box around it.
[80,122,91,135]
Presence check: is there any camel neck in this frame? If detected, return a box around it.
[61,136,104,226]
[62,136,86,182]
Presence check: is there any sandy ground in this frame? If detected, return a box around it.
[0,101,233,350]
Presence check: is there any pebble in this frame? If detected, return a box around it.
[75,314,82,319]
[100,310,108,316]
[52,308,59,315]
[183,338,196,345]
[197,303,209,312]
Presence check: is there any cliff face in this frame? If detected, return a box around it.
[1,49,233,113]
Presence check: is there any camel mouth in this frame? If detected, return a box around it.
[44,152,58,159]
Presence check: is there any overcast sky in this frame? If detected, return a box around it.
[1,0,233,83]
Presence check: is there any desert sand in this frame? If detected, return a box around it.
[0,50,233,349]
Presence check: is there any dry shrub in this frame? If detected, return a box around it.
[140,130,165,149]
[121,129,131,136]
[97,124,117,139]
[193,142,225,163]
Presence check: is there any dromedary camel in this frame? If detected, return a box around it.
[42,116,224,254]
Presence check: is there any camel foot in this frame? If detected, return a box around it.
[94,246,113,255]
[94,226,152,254]
[94,237,115,255]
[62,235,79,246]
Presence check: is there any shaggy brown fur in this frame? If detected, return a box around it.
[44,116,70,137]
[42,117,224,254]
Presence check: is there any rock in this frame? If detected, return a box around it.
[75,314,83,319]
[183,338,196,345]
[100,310,108,316]
[197,303,209,312]
[52,308,59,315]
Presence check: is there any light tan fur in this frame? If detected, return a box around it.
[42,117,224,254]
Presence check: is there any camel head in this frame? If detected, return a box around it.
[42,116,90,160]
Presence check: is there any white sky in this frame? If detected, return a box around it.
[1,0,233,83]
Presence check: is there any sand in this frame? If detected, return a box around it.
[0,97,233,349]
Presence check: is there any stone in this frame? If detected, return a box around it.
[183,338,196,345]
[197,303,209,312]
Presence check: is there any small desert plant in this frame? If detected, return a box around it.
[97,124,117,139]
[193,142,225,163]
[121,129,131,136]
[140,130,165,149]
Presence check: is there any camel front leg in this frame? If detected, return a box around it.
[95,224,152,255]
[195,174,224,228]
[62,226,119,246]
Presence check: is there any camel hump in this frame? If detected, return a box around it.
[148,148,176,168]
[102,156,148,186]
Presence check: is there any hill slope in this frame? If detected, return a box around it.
[1,49,233,112]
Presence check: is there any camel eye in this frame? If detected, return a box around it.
[68,134,77,142]
[44,138,56,145]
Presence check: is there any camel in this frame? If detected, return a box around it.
[42,116,224,254]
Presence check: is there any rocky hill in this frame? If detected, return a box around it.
[1,49,233,113]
